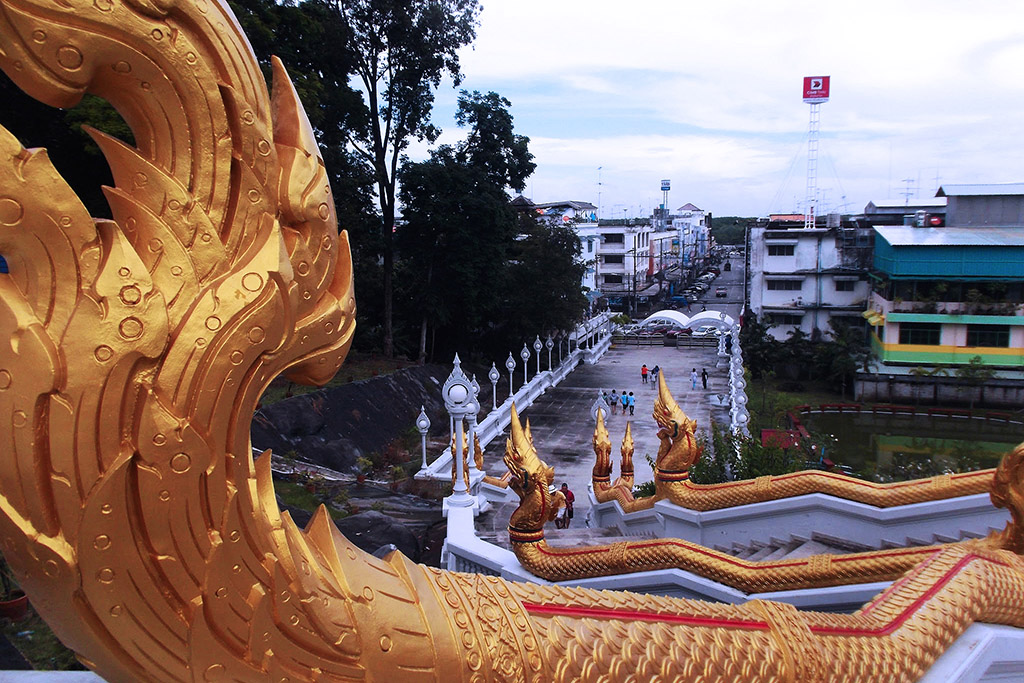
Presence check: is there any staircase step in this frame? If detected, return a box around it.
[782,539,840,559]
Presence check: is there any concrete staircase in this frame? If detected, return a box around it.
[716,526,1001,563]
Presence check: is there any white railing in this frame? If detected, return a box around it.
[418,312,613,489]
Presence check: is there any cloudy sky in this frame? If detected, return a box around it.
[423,0,1024,218]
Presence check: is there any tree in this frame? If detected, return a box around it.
[503,213,588,343]
[954,355,995,411]
[739,314,779,379]
[813,319,870,399]
[396,90,584,361]
[454,91,533,191]
[333,0,482,357]
[396,145,516,361]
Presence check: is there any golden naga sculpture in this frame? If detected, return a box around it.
[593,373,995,512]
[3,1,1024,681]
[505,401,998,590]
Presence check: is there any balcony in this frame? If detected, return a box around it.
[872,292,1024,318]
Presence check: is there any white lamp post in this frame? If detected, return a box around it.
[533,336,543,375]
[545,336,554,370]
[488,362,500,411]
[442,354,475,507]
[415,406,431,471]
[469,375,481,471]
[505,353,516,399]
[520,344,530,385]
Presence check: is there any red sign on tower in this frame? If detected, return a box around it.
[802,76,830,103]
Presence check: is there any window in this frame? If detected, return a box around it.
[603,254,624,265]
[603,274,623,285]
[768,313,803,326]
[767,244,795,256]
[587,240,593,253]
[766,279,802,291]
[967,324,1009,348]
[602,233,624,244]
[835,280,856,292]
[899,322,941,346]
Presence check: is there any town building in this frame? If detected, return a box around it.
[865,183,1024,372]
[748,214,873,340]
[671,202,711,277]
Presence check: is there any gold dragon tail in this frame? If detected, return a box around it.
[2,1,1024,681]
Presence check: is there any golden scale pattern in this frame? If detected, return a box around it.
[0,0,1023,680]
[593,375,994,513]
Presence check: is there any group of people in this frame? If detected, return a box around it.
[640,364,660,385]
[604,389,636,415]
[690,367,709,390]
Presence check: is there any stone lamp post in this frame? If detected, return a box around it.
[442,355,476,507]
[488,362,500,411]
[533,336,543,375]
[415,406,431,472]
[545,336,554,370]
[505,353,516,399]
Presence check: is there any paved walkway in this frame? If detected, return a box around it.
[479,340,732,527]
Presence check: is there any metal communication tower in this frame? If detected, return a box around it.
[804,103,820,230]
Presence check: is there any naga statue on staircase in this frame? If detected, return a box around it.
[2,0,1024,680]
[506,395,1016,589]
[593,373,996,512]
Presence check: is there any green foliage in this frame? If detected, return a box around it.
[954,355,996,410]
[632,481,656,498]
[396,90,584,360]
[688,431,727,484]
[455,90,535,192]
[709,216,752,245]
[739,313,779,379]
[610,313,632,326]
[711,423,804,480]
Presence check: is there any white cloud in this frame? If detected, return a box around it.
[418,0,1024,216]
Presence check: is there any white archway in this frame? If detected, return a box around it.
[637,309,735,331]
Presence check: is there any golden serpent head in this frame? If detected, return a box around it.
[504,404,556,508]
[989,443,1024,553]
[653,371,697,438]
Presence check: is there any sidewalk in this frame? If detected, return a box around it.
[480,341,732,522]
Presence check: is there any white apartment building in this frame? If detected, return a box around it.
[596,223,656,302]
[749,216,873,340]
[672,202,710,272]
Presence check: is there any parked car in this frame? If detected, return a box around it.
[715,286,728,298]
[692,325,721,337]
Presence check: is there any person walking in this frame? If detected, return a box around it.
[610,389,619,415]
[651,365,660,385]
[628,392,635,415]
[690,368,698,390]
[641,364,649,384]
[621,390,629,415]
[701,368,709,390]
[559,483,575,528]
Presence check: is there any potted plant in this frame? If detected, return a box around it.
[0,552,29,621]
[355,457,373,485]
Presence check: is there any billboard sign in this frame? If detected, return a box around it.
[661,179,671,192]
[802,76,830,103]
